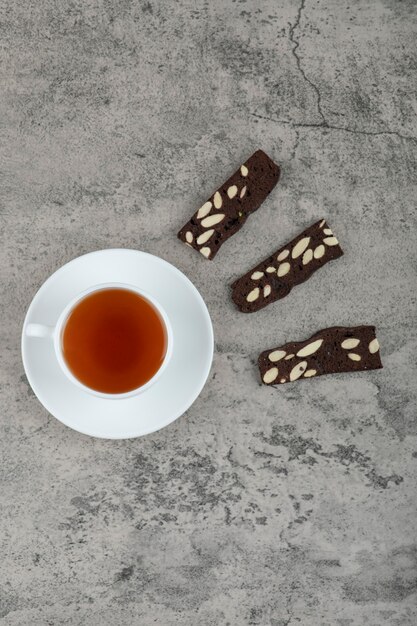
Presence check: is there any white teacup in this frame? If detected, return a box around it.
[24,282,173,400]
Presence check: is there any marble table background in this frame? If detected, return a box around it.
[1,1,416,624]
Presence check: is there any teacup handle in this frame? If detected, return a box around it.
[26,323,54,338]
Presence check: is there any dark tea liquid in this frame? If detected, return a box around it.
[62,288,167,394]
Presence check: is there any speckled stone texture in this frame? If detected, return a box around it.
[1,0,416,624]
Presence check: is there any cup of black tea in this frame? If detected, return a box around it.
[25,283,173,398]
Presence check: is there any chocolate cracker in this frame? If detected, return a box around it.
[232,219,343,312]
[178,150,280,260]
[259,326,382,385]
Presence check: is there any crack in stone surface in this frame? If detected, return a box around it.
[288,0,326,125]
[251,112,417,143]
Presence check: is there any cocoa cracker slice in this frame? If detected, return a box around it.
[232,219,343,312]
[259,326,382,385]
[178,149,280,260]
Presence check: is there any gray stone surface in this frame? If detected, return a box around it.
[1,0,416,623]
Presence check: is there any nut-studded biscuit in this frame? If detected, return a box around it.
[259,326,382,385]
[178,150,280,260]
[232,220,343,312]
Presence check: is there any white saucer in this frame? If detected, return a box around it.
[21,249,214,439]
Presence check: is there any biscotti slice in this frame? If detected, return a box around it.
[178,150,280,260]
[232,219,343,312]
[258,326,382,385]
